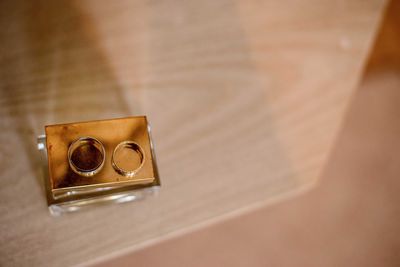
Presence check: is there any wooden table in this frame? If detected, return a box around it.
[0,0,386,266]
[97,1,400,266]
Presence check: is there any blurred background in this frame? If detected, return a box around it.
[0,0,399,266]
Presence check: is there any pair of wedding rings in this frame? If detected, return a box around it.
[67,137,145,178]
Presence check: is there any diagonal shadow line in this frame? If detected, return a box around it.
[0,0,140,190]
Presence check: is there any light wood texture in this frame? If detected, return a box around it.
[0,0,385,266]
[103,2,400,266]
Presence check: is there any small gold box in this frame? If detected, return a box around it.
[38,116,160,215]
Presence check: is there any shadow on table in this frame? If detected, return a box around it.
[0,0,134,191]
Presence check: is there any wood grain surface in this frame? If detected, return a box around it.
[0,0,386,266]
[102,2,400,266]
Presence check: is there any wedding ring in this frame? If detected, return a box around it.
[112,141,145,177]
[68,136,105,177]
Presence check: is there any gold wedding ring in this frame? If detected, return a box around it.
[68,136,105,177]
[112,141,145,177]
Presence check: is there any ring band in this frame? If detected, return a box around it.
[68,136,105,177]
[112,141,145,177]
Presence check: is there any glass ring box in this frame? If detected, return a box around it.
[37,116,160,216]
